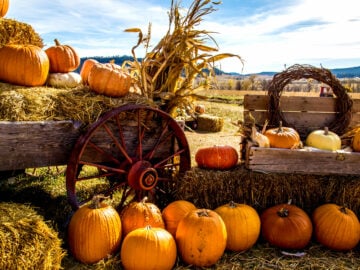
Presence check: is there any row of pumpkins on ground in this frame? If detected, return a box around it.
[0,39,132,97]
[68,196,360,269]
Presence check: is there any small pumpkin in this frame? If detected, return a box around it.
[260,201,313,249]
[195,104,206,114]
[352,130,360,152]
[80,58,98,85]
[305,127,341,151]
[120,226,177,270]
[162,200,197,237]
[214,201,261,251]
[264,121,301,149]
[312,203,360,251]
[120,197,164,237]
[45,39,80,73]
[176,208,227,267]
[0,0,9,17]
[88,62,131,97]
[67,196,122,264]
[251,125,270,147]
[195,145,238,170]
[0,44,49,86]
[46,72,82,88]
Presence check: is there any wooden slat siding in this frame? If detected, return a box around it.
[246,146,360,175]
[243,94,360,132]
[0,121,82,171]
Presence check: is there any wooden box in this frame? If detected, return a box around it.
[242,93,360,175]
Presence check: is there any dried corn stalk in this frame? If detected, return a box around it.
[124,0,243,116]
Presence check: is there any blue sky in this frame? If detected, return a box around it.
[6,0,360,74]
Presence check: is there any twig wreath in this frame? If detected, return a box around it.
[267,64,353,135]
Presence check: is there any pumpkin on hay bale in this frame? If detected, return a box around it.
[174,166,360,217]
[0,202,66,269]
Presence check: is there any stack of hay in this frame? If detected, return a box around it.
[0,202,66,269]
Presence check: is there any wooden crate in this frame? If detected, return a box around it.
[243,94,360,175]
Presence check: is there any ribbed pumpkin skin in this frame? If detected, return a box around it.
[214,201,261,251]
[0,44,49,86]
[68,202,122,264]
[80,58,98,85]
[45,39,80,73]
[312,204,360,251]
[162,200,197,237]
[120,198,165,237]
[265,124,300,149]
[260,203,313,249]
[176,209,227,267]
[0,0,9,17]
[121,226,177,270]
[88,62,131,97]
[195,145,238,170]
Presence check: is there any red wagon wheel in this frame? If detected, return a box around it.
[66,104,191,210]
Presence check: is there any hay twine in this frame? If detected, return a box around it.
[267,64,353,135]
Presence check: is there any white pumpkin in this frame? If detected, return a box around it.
[305,127,341,151]
[46,72,82,88]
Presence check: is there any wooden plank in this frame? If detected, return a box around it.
[246,146,360,175]
[0,121,82,170]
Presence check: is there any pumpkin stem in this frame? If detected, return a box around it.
[141,196,148,204]
[197,209,210,217]
[89,195,107,209]
[277,208,289,218]
[54,39,61,46]
[228,201,237,208]
[339,206,348,214]
[324,127,329,135]
[277,121,283,133]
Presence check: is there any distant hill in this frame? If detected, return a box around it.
[78,56,360,78]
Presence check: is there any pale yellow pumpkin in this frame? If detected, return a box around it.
[46,72,82,88]
[305,127,341,151]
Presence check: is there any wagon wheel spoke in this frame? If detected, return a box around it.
[66,104,191,210]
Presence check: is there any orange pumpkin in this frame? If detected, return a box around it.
[120,197,165,237]
[214,201,261,251]
[260,202,313,249]
[80,58,98,85]
[45,39,80,73]
[162,200,197,237]
[68,196,122,264]
[195,145,238,170]
[312,203,360,251]
[352,131,360,152]
[264,121,301,149]
[0,44,49,86]
[88,62,131,97]
[0,0,9,17]
[176,208,227,267]
[120,226,177,270]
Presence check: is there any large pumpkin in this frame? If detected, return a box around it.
[120,226,177,270]
[0,44,49,86]
[67,196,122,264]
[45,39,80,73]
[260,202,313,249]
[88,62,131,97]
[264,121,301,149]
[80,58,98,85]
[120,197,164,237]
[312,203,360,251]
[162,200,197,237]
[0,0,9,17]
[195,145,238,170]
[305,127,341,151]
[214,201,261,251]
[176,208,227,267]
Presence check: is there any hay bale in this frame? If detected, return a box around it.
[0,18,44,48]
[196,114,224,132]
[175,166,360,216]
[0,202,66,270]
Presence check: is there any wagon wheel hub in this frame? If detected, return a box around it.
[127,161,158,191]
